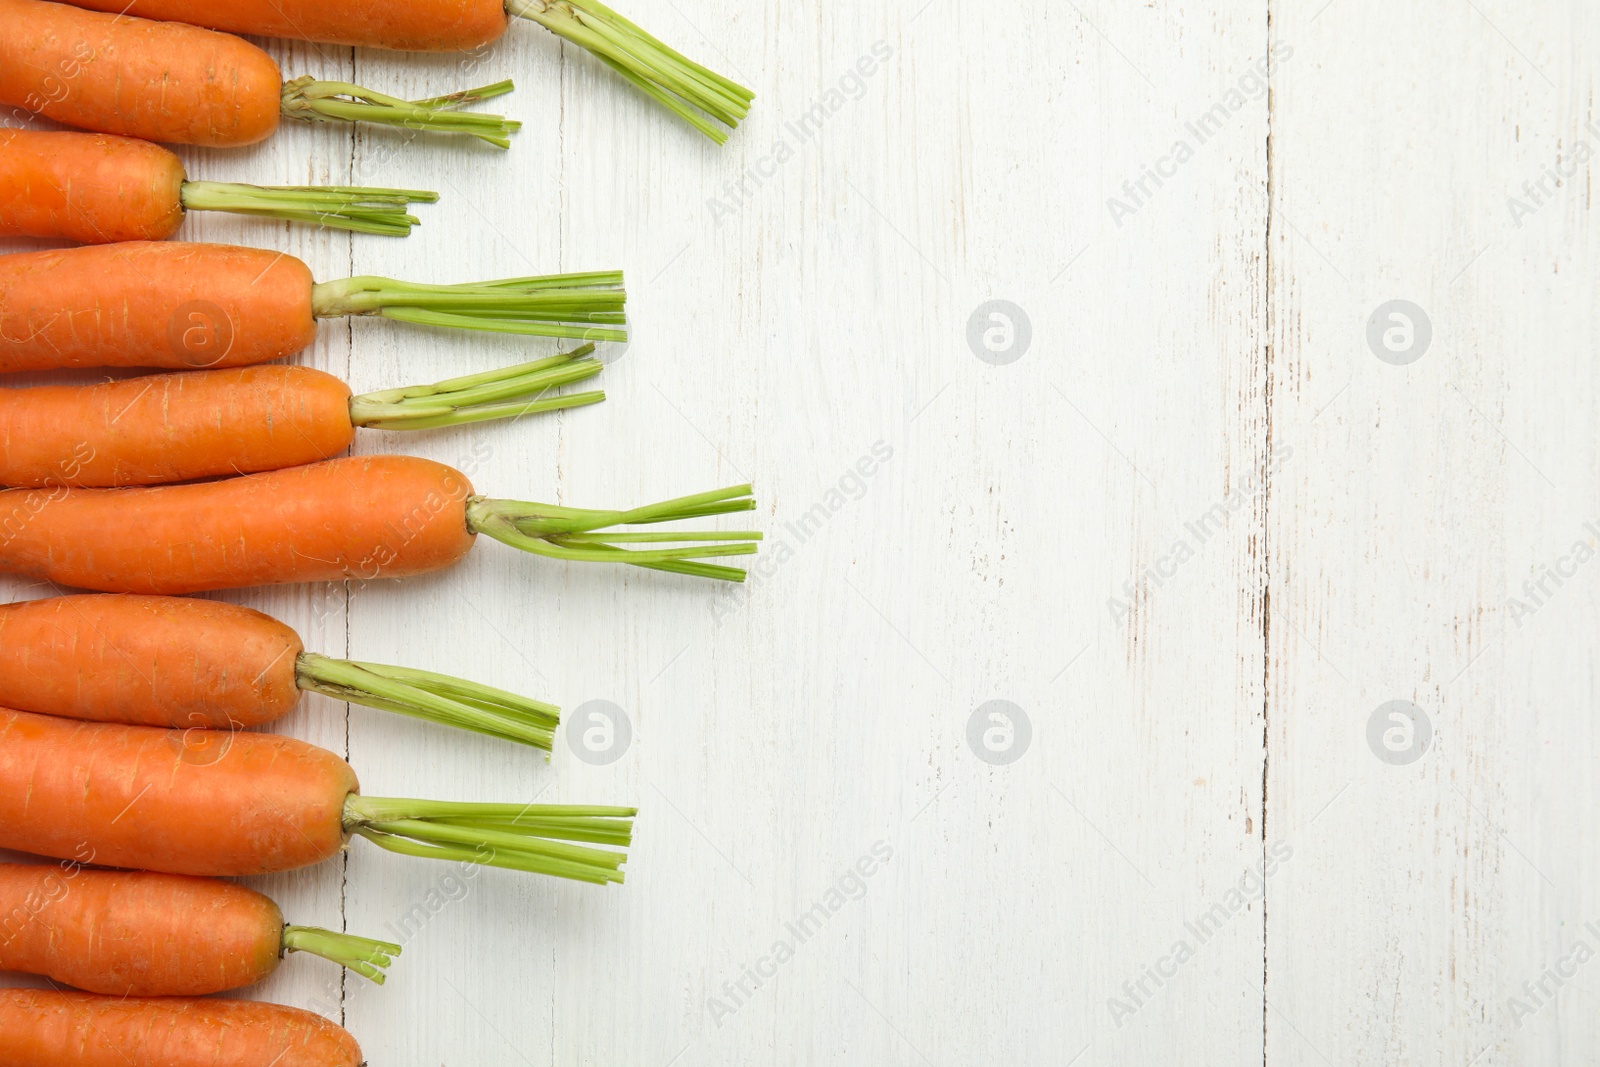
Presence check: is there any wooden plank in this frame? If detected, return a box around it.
[332,0,1272,1063]
[1264,1,1600,1063]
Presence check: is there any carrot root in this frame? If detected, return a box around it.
[312,270,627,341]
[296,653,560,751]
[507,0,753,143]
[344,797,635,885]
[179,181,438,237]
[350,344,605,431]
[281,76,523,148]
[466,483,763,582]
[282,925,401,984]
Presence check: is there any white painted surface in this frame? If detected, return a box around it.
[2,1,1596,1063]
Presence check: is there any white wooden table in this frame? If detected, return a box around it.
[4,0,1598,1062]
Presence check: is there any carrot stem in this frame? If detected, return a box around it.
[281,925,401,984]
[349,345,605,430]
[343,797,635,884]
[295,653,559,751]
[311,272,627,341]
[506,0,753,144]
[281,76,523,148]
[178,182,438,237]
[465,484,762,582]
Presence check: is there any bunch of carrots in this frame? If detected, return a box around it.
[0,0,756,1062]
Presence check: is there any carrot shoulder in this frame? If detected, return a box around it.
[0,366,358,488]
[0,352,605,487]
[0,130,436,242]
[0,456,479,594]
[0,708,637,882]
[0,243,317,373]
[0,707,356,876]
[0,594,563,749]
[0,863,401,993]
[0,129,184,243]
[0,989,363,1067]
[0,595,306,729]
[0,455,761,592]
[0,0,281,147]
[0,863,282,995]
[0,242,625,374]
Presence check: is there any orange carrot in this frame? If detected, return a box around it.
[0,707,636,881]
[1,0,521,147]
[53,0,755,142]
[0,455,761,591]
[0,989,363,1067]
[0,242,627,373]
[0,355,605,488]
[0,594,564,749]
[0,863,400,993]
[0,129,436,242]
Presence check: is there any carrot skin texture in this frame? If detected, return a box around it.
[0,864,283,995]
[0,455,477,594]
[0,242,319,373]
[0,366,357,487]
[61,0,510,51]
[0,594,304,728]
[0,0,282,147]
[0,129,185,243]
[0,989,362,1067]
[0,708,357,875]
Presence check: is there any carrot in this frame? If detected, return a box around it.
[0,708,637,882]
[0,242,627,373]
[0,989,363,1067]
[54,0,755,142]
[0,454,761,591]
[0,863,400,993]
[0,129,436,242]
[0,353,606,488]
[1,0,522,147]
[0,594,565,749]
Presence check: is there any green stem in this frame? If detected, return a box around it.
[178,181,437,237]
[281,925,401,984]
[310,272,626,342]
[348,345,605,431]
[465,484,763,582]
[344,796,635,885]
[506,0,753,144]
[281,76,523,148]
[295,653,559,751]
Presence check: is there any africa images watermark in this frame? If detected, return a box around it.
[1107,442,1292,626]
[1505,518,1600,629]
[1106,42,1294,227]
[1506,920,1600,1030]
[707,840,895,1027]
[1107,839,1293,1028]
[705,40,895,226]
[1505,115,1600,228]
[711,439,894,626]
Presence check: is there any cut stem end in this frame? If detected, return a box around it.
[349,345,605,431]
[281,76,523,148]
[179,181,437,237]
[465,484,762,582]
[282,924,401,984]
[344,796,635,884]
[310,271,626,342]
[296,653,559,751]
[507,0,753,143]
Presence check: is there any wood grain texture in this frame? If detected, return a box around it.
[0,0,1592,1063]
[1265,1,1600,1064]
